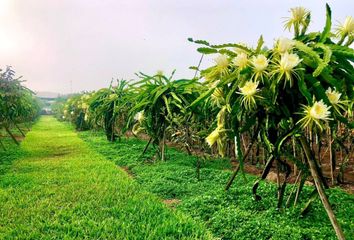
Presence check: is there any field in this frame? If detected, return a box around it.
[0,116,353,239]
[1,4,353,239]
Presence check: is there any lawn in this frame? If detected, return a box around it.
[0,116,212,239]
[79,129,354,240]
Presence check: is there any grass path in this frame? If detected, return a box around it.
[0,116,212,239]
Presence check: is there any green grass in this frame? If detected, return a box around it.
[78,130,354,240]
[0,116,212,239]
[0,124,31,176]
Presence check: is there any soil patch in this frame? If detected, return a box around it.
[121,166,134,178]
[163,199,181,208]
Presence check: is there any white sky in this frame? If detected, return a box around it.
[0,0,353,93]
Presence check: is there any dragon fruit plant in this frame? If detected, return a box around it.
[189,4,353,239]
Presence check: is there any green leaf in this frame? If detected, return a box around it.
[300,12,311,35]
[170,92,182,104]
[294,41,322,64]
[319,4,332,42]
[319,69,340,89]
[152,86,169,105]
[218,49,237,57]
[274,127,297,156]
[256,35,264,53]
[226,81,239,106]
[328,44,354,61]
[335,58,354,75]
[306,74,331,106]
[162,95,172,117]
[211,43,252,53]
[189,87,215,108]
[189,66,199,71]
[313,43,332,77]
[197,47,218,54]
[129,100,150,113]
[297,76,312,104]
[188,38,210,46]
